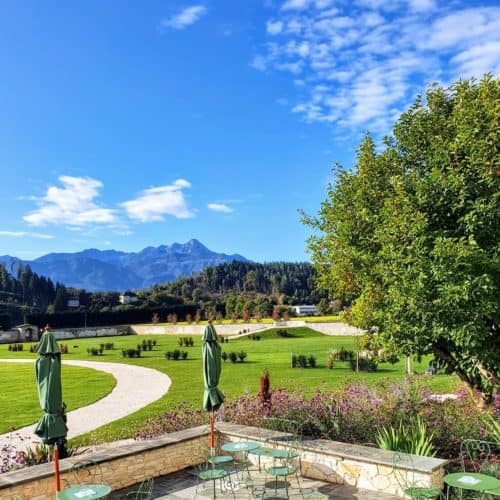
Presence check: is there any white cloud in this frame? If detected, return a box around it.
[122,179,193,222]
[0,231,54,239]
[422,8,500,50]
[23,176,118,227]
[408,0,435,12]
[451,41,500,77]
[207,203,233,213]
[253,3,500,134]
[282,0,310,10]
[161,5,207,30]
[267,20,284,35]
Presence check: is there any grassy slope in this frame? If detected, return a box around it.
[0,327,460,445]
[0,363,116,434]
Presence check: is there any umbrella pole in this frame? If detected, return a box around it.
[53,444,61,494]
[210,410,215,456]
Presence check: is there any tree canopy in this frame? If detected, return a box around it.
[304,76,499,401]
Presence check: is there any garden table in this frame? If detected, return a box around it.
[444,472,500,499]
[56,484,111,499]
[221,441,260,482]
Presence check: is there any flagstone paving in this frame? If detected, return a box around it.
[0,359,171,450]
[107,466,400,499]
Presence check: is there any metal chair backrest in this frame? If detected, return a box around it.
[262,417,302,441]
[70,459,103,485]
[459,439,499,478]
[392,452,444,499]
[126,477,154,499]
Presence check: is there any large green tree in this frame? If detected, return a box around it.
[304,76,499,402]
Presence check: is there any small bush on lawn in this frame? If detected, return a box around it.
[350,357,378,372]
[87,347,103,356]
[237,351,247,362]
[291,353,317,368]
[122,348,141,358]
[8,343,23,352]
[221,352,228,362]
[229,352,238,364]
[178,337,194,347]
[164,349,188,360]
[276,329,291,338]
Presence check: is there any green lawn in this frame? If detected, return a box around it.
[0,327,461,445]
[0,363,116,434]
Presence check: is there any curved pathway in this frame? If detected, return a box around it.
[0,359,171,449]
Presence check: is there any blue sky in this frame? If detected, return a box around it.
[0,1,498,262]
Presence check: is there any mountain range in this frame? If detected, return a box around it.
[0,239,248,291]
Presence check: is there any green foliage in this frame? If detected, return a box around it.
[376,416,436,456]
[481,413,500,444]
[350,357,378,372]
[304,76,500,400]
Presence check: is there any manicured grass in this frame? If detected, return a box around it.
[0,328,461,445]
[0,363,116,434]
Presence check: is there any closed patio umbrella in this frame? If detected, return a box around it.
[34,326,68,494]
[202,322,224,455]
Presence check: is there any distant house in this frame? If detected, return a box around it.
[291,305,318,316]
[15,324,40,341]
[67,297,80,308]
[119,291,139,305]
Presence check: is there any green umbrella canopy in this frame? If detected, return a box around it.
[34,331,67,445]
[202,323,225,412]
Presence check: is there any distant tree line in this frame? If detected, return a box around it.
[26,305,197,329]
[0,260,331,328]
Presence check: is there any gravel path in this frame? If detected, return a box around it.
[0,359,171,450]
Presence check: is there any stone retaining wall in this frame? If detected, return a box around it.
[0,427,208,500]
[0,424,447,499]
[131,323,268,335]
[131,321,363,336]
[218,422,447,498]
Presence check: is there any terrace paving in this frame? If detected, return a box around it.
[107,466,400,499]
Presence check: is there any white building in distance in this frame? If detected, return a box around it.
[291,305,318,316]
[119,291,139,305]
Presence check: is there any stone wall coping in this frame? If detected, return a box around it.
[0,426,208,490]
[216,422,448,473]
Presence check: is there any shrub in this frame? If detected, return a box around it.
[87,347,103,356]
[237,351,248,362]
[350,357,378,372]
[229,352,238,364]
[376,416,436,456]
[276,329,291,338]
[122,348,141,358]
[308,355,317,368]
[327,350,336,369]
[165,349,188,360]
[221,352,228,362]
[336,346,354,361]
[297,354,308,368]
[8,343,23,352]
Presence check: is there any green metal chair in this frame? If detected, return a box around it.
[250,417,302,473]
[259,418,304,498]
[392,452,444,499]
[458,439,500,498]
[125,477,154,499]
[195,446,236,499]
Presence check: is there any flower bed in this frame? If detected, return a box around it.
[136,379,494,461]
